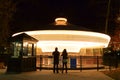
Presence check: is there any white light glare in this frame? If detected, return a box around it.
[37,41,107,52]
[12,30,111,53]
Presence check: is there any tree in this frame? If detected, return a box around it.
[0,0,16,48]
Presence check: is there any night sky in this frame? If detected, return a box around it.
[11,0,120,34]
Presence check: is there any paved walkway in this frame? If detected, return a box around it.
[0,69,114,80]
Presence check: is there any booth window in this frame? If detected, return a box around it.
[12,42,22,56]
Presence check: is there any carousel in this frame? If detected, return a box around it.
[11,17,110,70]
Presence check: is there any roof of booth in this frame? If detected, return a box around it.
[11,33,38,42]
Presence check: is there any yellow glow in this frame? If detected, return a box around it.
[12,30,111,52]
[55,17,67,25]
[37,41,106,52]
[117,17,120,21]
[55,18,67,22]
[23,42,28,47]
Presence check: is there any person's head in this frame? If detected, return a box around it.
[55,47,58,51]
[63,49,67,52]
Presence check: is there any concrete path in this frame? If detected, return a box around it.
[0,69,114,80]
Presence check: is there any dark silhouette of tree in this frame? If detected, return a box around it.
[0,0,16,48]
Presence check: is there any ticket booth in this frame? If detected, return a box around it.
[7,33,38,73]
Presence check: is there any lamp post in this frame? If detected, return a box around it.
[105,0,111,34]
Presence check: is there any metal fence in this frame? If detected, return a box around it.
[36,55,104,71]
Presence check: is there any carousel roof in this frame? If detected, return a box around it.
[12,17,110,53]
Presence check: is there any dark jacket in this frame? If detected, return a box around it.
[52,51,60,64]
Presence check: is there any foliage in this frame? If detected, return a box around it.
[103,47,118,68]
[0,0,16,47]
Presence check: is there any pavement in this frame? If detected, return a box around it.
[0,69,114,80]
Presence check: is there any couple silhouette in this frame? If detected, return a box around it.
[52,47,68,73]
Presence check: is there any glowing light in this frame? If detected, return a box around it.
[23,42,28,47]
[55,17,67,25]
[12,30,110,52]
[117,17,120,21]
[55,18,67,22]
[37,41,106,52]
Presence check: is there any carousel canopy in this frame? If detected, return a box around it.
[12,17,110,53]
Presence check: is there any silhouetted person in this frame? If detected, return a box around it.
[61,49,68,73]
[52,47,60,73]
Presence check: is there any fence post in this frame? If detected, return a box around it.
[115,55,118,69]
[109,56,111,71]
[96,56,99,71]
[40,55,42,71]
[80,56,82,72]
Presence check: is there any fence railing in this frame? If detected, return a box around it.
[36,55,104,71]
